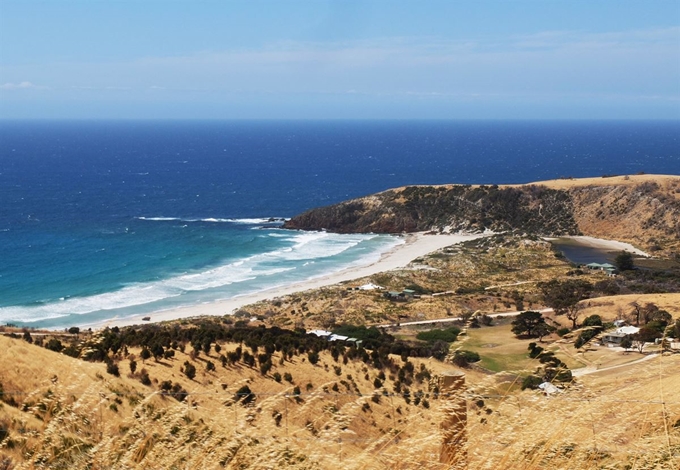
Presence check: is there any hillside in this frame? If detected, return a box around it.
[283,175,680,254]
[1,323,679,470]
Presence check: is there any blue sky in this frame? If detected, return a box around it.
[1,0,679,119]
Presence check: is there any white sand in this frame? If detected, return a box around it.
[87,232,488,330]
[544,235,650,257]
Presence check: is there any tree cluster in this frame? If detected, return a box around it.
[539,279,592,329]
[511,311,553,339]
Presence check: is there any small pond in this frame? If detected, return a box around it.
[548,238,619,265]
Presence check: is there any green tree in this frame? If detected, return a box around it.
[632,327,662,353]
[620,335,633,352]
[151,343,164,361]
[431,340,450,361]
[539,279,592,329]
[641,303,671,326]
[416,326,461,343]
[307,351,319,365]
[535,322,556,342]
[140,370,151,386]
[106,361,120,377]
[22,330,33,343]
[614,251,634,271]
[582,315,603,327]
[140,348,151,362]
[235,385,255,405]
[45,338,64,352]
[511,311,547,337]
[259,360,272,376]
[574,329,600,349]
[183,361,196,380]
[129,359,137,375]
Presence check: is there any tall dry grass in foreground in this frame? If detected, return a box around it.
[1,334,678,469]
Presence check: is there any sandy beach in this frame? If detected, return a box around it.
[87,232,488,330]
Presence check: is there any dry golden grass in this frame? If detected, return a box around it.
[0,335,463,470]
[509,174,680,191]
[577,293,680,322]
[2,326,679,469]
[386,174,680,192]
[467,352,680,469]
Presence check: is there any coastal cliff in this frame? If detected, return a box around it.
[284,184,579,235]
[284,175,680,252]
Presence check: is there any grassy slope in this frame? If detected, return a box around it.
[2,321,679,469]
[0,335,466,470]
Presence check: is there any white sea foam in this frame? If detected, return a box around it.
[136,216,285,224]
[136,217,180,221]
[0,284,179,322]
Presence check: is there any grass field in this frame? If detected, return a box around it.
[457,324,537,373]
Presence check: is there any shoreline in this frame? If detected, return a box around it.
[85,232,489,330]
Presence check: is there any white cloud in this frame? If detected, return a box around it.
[0,81,48,90]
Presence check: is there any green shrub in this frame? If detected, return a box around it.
[574,329,599,348]
[582,315,603,327]
[183,361,196,380]
[416,326,461,343]
[452,350,481,368]
[106,361,120,377]
[556,327,570,337]
[234,385,255,405]
[521,375,543,390]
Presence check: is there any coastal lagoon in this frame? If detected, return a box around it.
[1,121,678,327]
[548,238,618,265]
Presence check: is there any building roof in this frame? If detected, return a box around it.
[329,334,349,342]
[308,329,332,337]
[359,283,384,290]
[617,326,640,335]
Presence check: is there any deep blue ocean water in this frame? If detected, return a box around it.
[1,120,678,328]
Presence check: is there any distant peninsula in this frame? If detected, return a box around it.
[284,174,680,254]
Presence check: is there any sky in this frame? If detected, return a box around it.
[1,0,679,119]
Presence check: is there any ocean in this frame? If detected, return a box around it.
[1,120,678,328]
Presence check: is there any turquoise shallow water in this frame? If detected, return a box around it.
[0,218,400,328]
[1,120,678,328]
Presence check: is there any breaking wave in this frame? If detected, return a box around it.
[0,230,399,324]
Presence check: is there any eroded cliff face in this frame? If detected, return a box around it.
[283,177,680,253]
[284,185,580,235]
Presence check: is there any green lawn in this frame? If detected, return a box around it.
[459,324,537,373]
